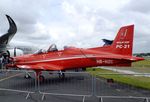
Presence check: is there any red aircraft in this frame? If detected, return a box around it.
[7,25,144,79]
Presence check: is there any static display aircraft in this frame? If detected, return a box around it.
[0,15,24,65]
[0,15,17,57]
[7,25,144,79]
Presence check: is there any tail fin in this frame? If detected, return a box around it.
[111,25,134,56]
[0,15,17,44]
[0,15,17,53]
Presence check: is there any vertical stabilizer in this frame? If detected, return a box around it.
[111,25,134,56]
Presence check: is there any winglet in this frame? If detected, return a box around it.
[6,15,17,34]
[0,15,17,44]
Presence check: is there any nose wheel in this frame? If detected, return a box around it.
[59,72,65,79]
[24,72,31,79]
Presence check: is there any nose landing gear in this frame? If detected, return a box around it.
[58,71,65,79]
[24,72,31,79]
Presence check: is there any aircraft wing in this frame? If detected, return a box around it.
[0,15,17,53]
[16,63,64,71]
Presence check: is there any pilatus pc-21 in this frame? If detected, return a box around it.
[7,25,144,79]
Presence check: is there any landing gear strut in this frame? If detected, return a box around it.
[58,71,65,79]
[39,75,45,82]
[35,71,45,82]
[24,72,31,79]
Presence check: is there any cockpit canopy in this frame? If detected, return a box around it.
[47,44,58,52]
[34,44,58,54]
[34,49,44,54]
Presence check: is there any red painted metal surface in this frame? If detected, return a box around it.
[7,25,144,72]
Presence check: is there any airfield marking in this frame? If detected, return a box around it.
[116,89,121,92]
[100,67,150,77]
[0,73,23,82]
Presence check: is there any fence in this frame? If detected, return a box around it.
[95,73,150,102]
[0,69,150,102]
[0,69,36,99]
[38,71,93,101]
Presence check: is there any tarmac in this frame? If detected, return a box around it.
[0,70,149,102]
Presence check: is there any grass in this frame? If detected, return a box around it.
[132,59,150,67]
[130,59,150,73]
[87,68,150,90]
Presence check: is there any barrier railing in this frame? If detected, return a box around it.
[97,96,149,102]
[0,69,36,99]
[38,72,150,102]
[95,73,150,102]
[0,69,150,102]
[38,71,93,101]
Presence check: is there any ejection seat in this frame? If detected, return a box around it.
[47,44,58,52]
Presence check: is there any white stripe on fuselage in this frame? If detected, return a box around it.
[18,54,96,64]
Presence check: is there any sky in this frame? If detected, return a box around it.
[0,0,150,53]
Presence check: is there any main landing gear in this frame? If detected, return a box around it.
[35,71,45,82]
[39,75,45,82]
[25,70,66,81]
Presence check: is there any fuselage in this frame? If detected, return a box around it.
[7,25,145,72]
[11,47,144,71]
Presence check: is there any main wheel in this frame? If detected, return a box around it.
[39,75,45,82]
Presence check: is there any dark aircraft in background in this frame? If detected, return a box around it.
[7,25,144,80]
[102,39,113,46]
[0,15,17,57]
